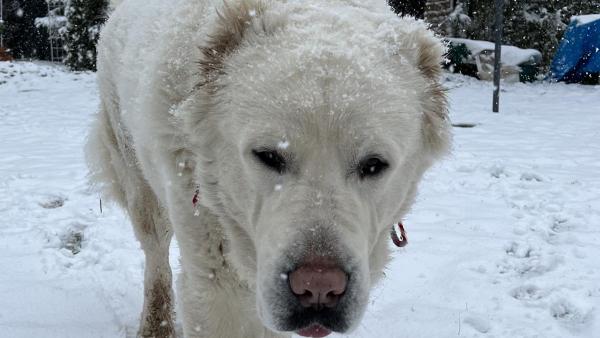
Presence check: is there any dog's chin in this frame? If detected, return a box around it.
[285,306,350,332]
[263,292,359,336]
[296,324,332,337]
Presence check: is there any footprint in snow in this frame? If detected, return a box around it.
[463,315,491,333]
[498,241,562,276]
[61,230,84,255]
[511,284,547,302]
[520,172,544,182]
[550,299,593,328]
[489,164,509,179]
[550,215,574,233]
[504,241,538,259]
[39,195,67,209]
[54,224,87,255]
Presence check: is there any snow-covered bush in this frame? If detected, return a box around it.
[64,0,108,71]
[446,3,471,38]
[502,2,565,68]
[34,0,68,35]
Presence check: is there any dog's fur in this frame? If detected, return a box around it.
[86,0,450,337]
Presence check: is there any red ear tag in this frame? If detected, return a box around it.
[391,222,408,247]
[192,189,200,207]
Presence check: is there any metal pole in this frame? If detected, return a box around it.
[48,2,54,62]
[1,0,4,49]
[492,0,504,113]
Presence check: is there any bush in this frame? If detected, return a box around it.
[1,0,50,60]
[64,0,108,71]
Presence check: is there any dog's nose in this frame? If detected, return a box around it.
[289,258,348,309]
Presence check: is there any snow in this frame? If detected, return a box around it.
[447,38,542,66]
[1,61,600,338]
[277,140,290,150]
[34,16,68,29]
[571,14,600,26]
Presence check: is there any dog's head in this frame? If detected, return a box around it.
[189,1,450,336]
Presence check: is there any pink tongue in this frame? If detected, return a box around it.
[296,324,332,338]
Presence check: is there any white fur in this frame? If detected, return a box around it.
[86,0,450,337]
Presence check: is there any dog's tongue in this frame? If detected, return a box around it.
[296,324,332,337]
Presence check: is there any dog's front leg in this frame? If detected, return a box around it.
[168,200,286,338]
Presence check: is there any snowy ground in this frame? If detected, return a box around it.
[1,61,599,338]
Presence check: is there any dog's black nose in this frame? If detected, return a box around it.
[289,257,347,309]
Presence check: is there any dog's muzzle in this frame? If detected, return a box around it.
[267,255,358,337]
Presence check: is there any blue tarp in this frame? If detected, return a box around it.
[551,16,600,83]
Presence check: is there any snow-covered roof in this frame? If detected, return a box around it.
[447,38,542,66]
[571,14,600,26]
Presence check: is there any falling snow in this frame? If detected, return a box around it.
[277,140,290,150]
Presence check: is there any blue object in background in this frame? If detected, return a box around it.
[551,16,600,83]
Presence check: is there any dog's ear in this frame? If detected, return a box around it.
[199,0,270,92]
[412,27,451,159]
[381,19,451,158]
[199,0,287,92]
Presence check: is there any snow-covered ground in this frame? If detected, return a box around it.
[1,61,599,338]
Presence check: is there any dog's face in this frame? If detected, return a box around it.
[192,1,449,336]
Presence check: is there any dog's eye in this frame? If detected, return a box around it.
[252,150,286,174]
[358,156,388,179]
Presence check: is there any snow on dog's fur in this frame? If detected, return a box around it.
[86,0,450,337]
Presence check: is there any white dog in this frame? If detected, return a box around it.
[86,0,450,337]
